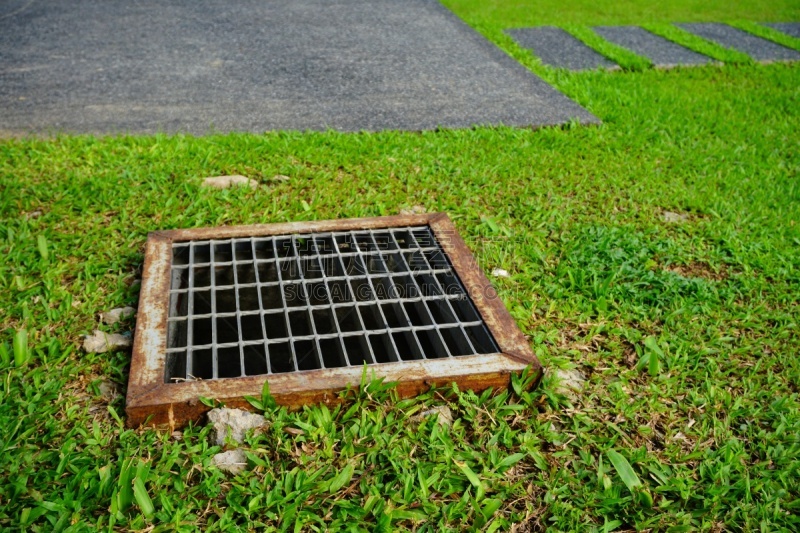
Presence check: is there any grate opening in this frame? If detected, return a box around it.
[269,342,294,373]
[192,349,213,380]
[163,225,501,382]
[244,344,268,375]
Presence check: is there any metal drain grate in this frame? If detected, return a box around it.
[127,213,541,428]
[165,226,499,381]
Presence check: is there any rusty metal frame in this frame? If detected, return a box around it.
[126,213,541,428]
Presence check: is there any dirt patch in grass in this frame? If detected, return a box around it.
[664,261,728,281]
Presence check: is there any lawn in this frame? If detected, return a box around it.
[1,0,800,531]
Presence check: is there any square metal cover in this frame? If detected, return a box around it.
[126,213,541,427]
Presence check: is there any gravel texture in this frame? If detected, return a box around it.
[552,368,585,401]
[410,406,453,426]
[661,211,690,223]
[212,449,248,475]
[201,175,259,190]
[207,408,269,446]
[507,26,618,71]
[678,23,800,62]
[99,307,136,325]
[0,0,596,135]
[593,26,713,67]
[766,23,800,40]
[83,330,132,353]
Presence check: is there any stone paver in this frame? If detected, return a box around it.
[765,23,800,40]
[507,27,618,71]
[594,26,713,67]
[0,0,597,135]
[678,23,800,62]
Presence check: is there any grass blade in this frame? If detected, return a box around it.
[115,459,135,512]
[606,449,642,492]
[13,329,29,368]
[328,463,354,493]
[454,460,481,488]
[132,477,155,519]
[455,459,486,499]
[496,452,526,473]
[480,498,503,520]
[644,336,663,377]
[37,235,49,262]
[262,379,277,410]
[649,345,660,376]
[0,343,10,367]
[390,509,427,521]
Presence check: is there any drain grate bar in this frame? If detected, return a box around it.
[165,226,497,381]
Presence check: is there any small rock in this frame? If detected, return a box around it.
[207,408,268,446]
[661,211,689,223]
[491,268,510,278]
[213,449,247,475]
[399,205,427,216]
[171,431,183,441]
[201,175,258,190]
[552,368,585,400]
[83,330,132,353]
[99,306,136,325]
[25,210,43,219]
[97,380,118,400]
[271,174,291,183]
[411,405,453,426]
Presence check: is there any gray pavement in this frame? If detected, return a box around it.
[766,23,800,40]
[593,26,713,67]
[0,0,597,136]
[507,27,618,71]
[678,23,800,62]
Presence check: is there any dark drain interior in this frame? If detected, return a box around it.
[164,226,499,382]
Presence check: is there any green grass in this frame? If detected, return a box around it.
[2,1,800,531]
[447,0,800,27]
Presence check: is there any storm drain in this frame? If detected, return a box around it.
[127,213,541,427]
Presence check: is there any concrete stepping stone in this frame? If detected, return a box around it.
[507,27,618,71]
[765,23,800,40]
[677,23,800,62]
[593,26,713,67]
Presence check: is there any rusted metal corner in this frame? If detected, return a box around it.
[429,214,538,362]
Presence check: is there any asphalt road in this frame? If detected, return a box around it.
[0,0,597,135]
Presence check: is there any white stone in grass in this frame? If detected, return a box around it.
[661,211,690,223]
[213,449,248,475]
[271,174,291,183]
[201,175,258,189]
[207,408,268,446]
[411,405,453,426]
[552,368,585,400]
[99,306,136,325]
[491,268,510,278]
[83,330,132,353]
[399,205,427,215]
